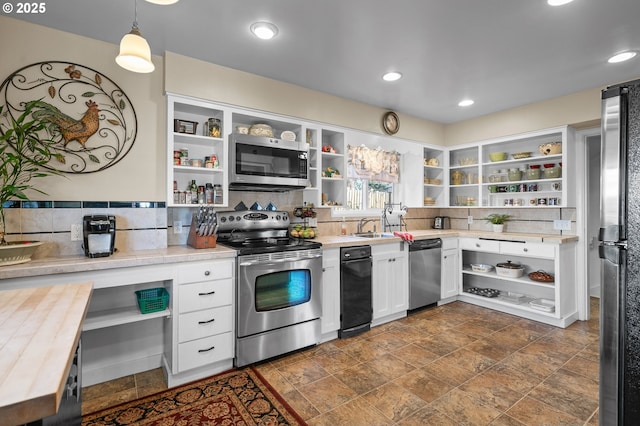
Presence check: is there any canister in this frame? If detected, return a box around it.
[206,118,221,138]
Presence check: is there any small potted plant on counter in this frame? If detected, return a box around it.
[483,213,511,233]
[0,100,62,264]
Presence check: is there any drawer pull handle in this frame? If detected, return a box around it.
[198,318,216,324]
[523,248,528,252]
[204,270,211,276]
[198,290,216,296]
[198,345,215,353]
[475,243,480,247]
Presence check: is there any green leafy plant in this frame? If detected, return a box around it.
[0,100,62,245]
[482,213,511,225]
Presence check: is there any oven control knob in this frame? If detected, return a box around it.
[276,215,281,220]
[228,216,234,221]
[220,216,227,223]
[236,216,242,222]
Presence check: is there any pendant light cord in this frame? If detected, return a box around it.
[132,0,139,31]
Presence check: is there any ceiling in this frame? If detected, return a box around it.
[11,0,640,124]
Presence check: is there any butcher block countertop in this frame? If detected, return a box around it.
[0,282,93,425]
[0,245,236,281]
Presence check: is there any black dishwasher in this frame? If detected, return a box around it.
[339,245,372,338]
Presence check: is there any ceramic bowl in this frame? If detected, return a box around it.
[489,152,507,162]
[471,263,494,273]
[539,142,562,155]
[495,261,524,278]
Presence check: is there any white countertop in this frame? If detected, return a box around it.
[0,230,577,280]
[316,229,578,248]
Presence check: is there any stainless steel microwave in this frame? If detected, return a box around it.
[229,134,309,191]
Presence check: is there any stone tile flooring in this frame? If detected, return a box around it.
[83,299,600,425]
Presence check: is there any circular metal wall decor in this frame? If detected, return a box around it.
[0,61,138,174]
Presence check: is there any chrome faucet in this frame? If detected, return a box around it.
[357,218,377,234]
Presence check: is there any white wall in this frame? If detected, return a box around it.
[444,88,603,147]
[0,16,166,201]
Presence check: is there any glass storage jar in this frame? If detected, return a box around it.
[544,166,561,179]
[526,168,541,179]
[508,168,522,181]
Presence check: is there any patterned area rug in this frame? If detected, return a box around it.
[82,367,306,425]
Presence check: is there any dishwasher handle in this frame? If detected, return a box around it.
[409,238,442,251]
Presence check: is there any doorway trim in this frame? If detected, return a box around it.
[575,126,601,320]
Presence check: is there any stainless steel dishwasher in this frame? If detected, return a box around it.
[339,245,372,338]
[409,238,442,310]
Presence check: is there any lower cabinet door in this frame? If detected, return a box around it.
[178,332,234,372]
[178,305,233,343]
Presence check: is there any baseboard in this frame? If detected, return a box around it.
[163,356,234,388]
[590,285,601,298]
[83,354,162,387]
[371,311,406,328]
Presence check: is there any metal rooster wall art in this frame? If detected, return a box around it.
[0,61,138,173]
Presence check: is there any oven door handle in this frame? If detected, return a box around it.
[239,254,321,266]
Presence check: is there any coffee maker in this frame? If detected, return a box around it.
[83,215,116,258]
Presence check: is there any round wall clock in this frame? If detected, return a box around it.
[0,61,137,174]
[382,111,399,135]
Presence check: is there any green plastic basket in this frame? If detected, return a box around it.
[135,288,169,314]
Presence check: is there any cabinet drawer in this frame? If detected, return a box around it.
[178,332,234,372]
[178,260,233,284]
[178,279,232,313]
[179,305,233,343]
[500,241,555,259]
[441,238,458,250]
[459,238,500,253]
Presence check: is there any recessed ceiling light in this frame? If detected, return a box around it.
[250,22,279,40]
[382,72,402,82]
[145,0,179,4]
[608,51,637,63]
[547,0,574,6]
[458,99,475,107]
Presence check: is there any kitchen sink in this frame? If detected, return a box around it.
[351,232,395,238]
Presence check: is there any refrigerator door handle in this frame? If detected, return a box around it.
[599,244,625,264]
[599,225,622,243]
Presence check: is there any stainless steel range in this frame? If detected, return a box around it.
[216,209,322,367]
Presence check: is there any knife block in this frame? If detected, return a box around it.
[186,214,217,249]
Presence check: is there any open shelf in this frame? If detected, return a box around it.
[83,306,171,331]
[462,266,555,288]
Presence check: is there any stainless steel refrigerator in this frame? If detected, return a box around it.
[599,79,640,425]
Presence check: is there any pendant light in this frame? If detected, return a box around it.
[116,0,155,73]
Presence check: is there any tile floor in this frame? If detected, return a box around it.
[82,299,600,425]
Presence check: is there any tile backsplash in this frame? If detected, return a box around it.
[3,193,576,260]
[2,201,167,258]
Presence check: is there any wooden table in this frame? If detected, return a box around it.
[0,282,93,425]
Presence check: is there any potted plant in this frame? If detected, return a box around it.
[0,100,61,263]
[483,213,511,233]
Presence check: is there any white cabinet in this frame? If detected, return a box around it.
[321,248,340,339]
[457,237,578,327]
[447,126,575,208]
[423,147,446,207]
[167,94,229,207]
[372,242,408,325]
[440,238,459,302]
[173,259,234,375]
[319,129,346,207]
[449,145,480,207]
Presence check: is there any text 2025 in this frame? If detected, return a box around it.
[16,2,46,13]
